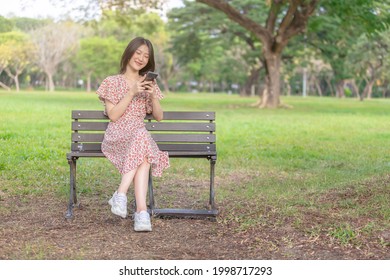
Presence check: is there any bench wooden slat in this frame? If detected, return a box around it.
[167,151,217,157]
[145,122,215,132]
[72,133,104,142]
[72,122,215,132]
[72,133,216,143]
[72,122,108,131]
[148,111,215,121]
[67,152,104,157]
[153,134,216,143]
[158,143,216,152]
[71,143,101,152]
[71,143,216,153]
[67,151,216,158]
[72,110,215,121]
[72,110,107,119]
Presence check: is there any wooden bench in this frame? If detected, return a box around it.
[65,110,217,219]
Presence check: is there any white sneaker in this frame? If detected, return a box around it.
[134,211,152,232]
[108,191,127,218]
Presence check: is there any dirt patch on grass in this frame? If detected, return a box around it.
[0,176,389,260]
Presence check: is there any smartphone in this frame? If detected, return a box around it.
[145,71,158,81]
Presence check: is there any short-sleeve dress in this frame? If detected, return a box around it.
[96,74,169,177]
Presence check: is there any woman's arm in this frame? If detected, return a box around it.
[105,93,134,122]
[105,77,150,122]
[147,83,163,122]
[151,96,163,122]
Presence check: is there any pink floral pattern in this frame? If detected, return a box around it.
[96,74,169,177]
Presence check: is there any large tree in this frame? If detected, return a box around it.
[307,0,390,99]
[347,30,390,100]
[30,22,81,91]
[168,1,263,95]
[0,31,34,91]
[0,43,11,91]
[196,0,318,108]
[74,36,123,92]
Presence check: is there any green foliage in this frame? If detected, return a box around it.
[0,16,14,33]
[168,0,260,90]
[324,0,390,34]
[10,17,51,32]
[347,30,390,81]
[89,9,165,41]
[73,36,124,80]
[0,30,29,42]
[0,31,35,90]
[344,87,352,97]
[1,1,390,96]
[309,0,390,81]
[77,9,170,87]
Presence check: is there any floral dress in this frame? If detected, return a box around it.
[96,74,169,177]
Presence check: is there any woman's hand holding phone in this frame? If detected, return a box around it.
[143,71,159,99]
[145,71,158,81]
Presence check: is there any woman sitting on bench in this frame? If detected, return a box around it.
[96,37,170,232]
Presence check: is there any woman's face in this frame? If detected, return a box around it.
[128,44,150,72]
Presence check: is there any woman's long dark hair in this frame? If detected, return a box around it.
[119,37,155,75]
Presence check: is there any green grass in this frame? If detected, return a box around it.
[1,90,389,243]
[329,223,358,245]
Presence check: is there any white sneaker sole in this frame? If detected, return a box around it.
[134,223,152,232]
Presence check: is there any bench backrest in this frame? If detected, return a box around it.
[70,110,216,157]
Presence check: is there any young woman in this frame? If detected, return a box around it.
[96,37,169,231]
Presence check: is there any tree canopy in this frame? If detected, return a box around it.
[0,0,389,101]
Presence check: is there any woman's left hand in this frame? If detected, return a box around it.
[144,81,158,100]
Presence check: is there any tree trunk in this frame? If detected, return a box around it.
[362,80,375,100]
[314,79,322,97]
[161,78,170,93]
[258,52,281,108]
[325,77,334,96]
[240,67,261,96]
[4,69,20,92]
[284,77,291,96]
[87,72,92,92]
[336,80,345,98]
[349,79,360,100]
[14,75,20,92]
[209,81,215,93]
[46,72,55,92]
[0,81,11,91]
[367,81,374,99]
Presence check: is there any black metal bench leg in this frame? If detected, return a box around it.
[65,157,77,219]
[209,156,216,209]
[148,168,155,214]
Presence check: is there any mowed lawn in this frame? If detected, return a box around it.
[0,90,389,258]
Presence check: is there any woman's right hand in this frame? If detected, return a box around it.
[127,75,152,97]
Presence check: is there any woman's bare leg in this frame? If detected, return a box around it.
[133,158,151,212]
[109,169,137,218]
[117,169,137,194]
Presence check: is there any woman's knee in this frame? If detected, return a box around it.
[141,157,151,167]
